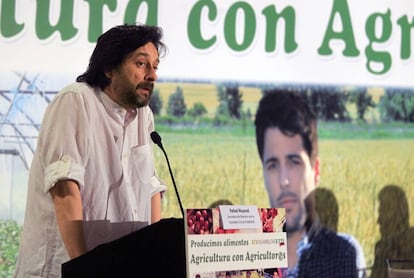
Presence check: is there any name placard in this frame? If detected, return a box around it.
[185,207,287,278]
[219,205,262,230]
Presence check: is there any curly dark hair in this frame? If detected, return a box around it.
[76,24,166,90]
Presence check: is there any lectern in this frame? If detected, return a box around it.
[61,218,186,277]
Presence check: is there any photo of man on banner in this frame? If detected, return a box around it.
[254,90,360,277]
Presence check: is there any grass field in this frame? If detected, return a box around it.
[2,82,413,275]
[1,127,413,276]
[156,131,414,269]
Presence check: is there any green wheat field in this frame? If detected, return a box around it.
[155,132,414,269]
[2,82,413,276]
[152,82,414,269]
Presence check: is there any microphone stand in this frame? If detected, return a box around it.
[151,132,185,218]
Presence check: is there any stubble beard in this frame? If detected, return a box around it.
[271,192,306,233]
[272,198,306,234]
[285,207,305,233]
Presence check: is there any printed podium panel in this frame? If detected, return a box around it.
[185,206,287,278]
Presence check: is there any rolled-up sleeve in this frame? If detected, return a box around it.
[150,176,167,197]
[44,155,85,193]
[38,90,90,193]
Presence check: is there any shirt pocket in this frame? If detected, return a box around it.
[130,143,154,185]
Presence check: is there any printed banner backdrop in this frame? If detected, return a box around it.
[1,0,414,275]
[1,0,414,87]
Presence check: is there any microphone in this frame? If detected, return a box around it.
[150,131,185,218]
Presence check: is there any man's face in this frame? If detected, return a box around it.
[105,42,159,109]
[262,127,317,233]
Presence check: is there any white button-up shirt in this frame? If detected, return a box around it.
[14,82,167,277]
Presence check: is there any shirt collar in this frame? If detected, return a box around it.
[98,90,137,126]
[282,217,322,277]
